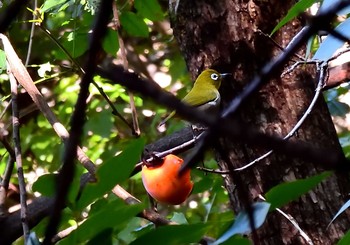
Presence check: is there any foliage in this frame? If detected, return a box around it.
[0,0,350,244]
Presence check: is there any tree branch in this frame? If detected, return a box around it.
[9,70,29,242]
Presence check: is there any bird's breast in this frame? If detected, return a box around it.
[197,93,221,115]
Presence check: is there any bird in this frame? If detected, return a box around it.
[158,69,230,127]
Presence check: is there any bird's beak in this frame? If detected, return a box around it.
[220,73,231,78]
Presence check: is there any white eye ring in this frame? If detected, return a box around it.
[211,73,219,81]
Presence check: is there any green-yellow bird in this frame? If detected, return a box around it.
[158,69,230,127]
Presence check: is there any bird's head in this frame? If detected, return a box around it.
[195,69,230,90]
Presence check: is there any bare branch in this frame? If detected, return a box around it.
[9,71,29,242]
[0,157,15,215]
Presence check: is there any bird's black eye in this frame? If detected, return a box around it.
[211,73,219,81]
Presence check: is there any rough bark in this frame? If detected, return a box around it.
[171,0,350,244]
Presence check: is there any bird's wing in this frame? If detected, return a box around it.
[182,89,218,107]
[158,90,218,127]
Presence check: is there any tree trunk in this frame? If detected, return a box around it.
[171,0,350,244]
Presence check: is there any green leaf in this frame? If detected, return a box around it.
[265,171,332,210]
[327,100,350,117]
[221,236,251,245]
[85,107,114,138]
[120,12,149,37]
[0,49,6,73]
[55,31,89,59]
[134,0,164,21]
[213,202,270,245]
[67,165,85,205]
[102,29,119,55]
[170,212,188,224]
[32,174,56,197]
[32,165,82,203]
[86,228,113,245]
[41,0,70,13]
[28,232,41,245]
[60,200,144,244]
[337,229,350,245]
[76,138,145,209]
[130,223,209,245]
[270,0,316,35]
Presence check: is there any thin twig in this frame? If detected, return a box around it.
[112,3,141,136]
[9,69,29,243]
[0,131,16,213]
[0,99,12,121]
[281,60,319,77]
[257,29,305,61]
[24,0,37,66]
[196,166,228,174]
[0,157,15,215]
[281,47,350,78]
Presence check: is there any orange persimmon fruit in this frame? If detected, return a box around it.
[141,154,193,205]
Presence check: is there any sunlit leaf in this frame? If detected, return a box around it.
[212,202,270,245]
[271,0,315,35]
[170,212,188,224]
[27,232,41,245]
[265,172,332,210]
[0,49,6,73]
[37,62,52,78]
[329,199,350,228]
[313,18,350,60]
[327,100,350,117]
[41,0,70,13]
